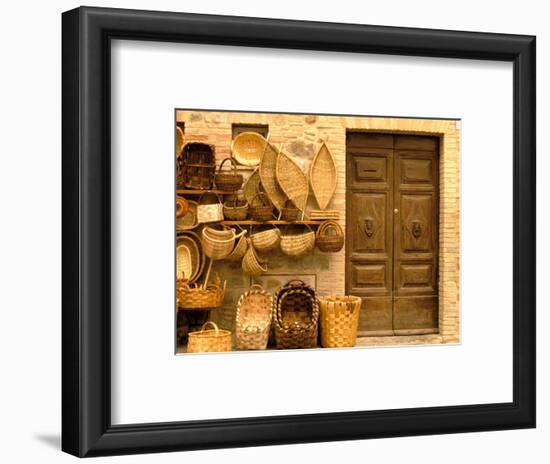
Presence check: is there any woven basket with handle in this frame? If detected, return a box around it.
[224,229,248,261]
[223,196,248,220]
[235,284,273,350]
[249,192,274,222]
[315,220,345,252]
[280,199,299,222]
[177,275,226,310]
[273,280,319,349]
[187,321,232,353]
[319,295,362,348]
[197,192,224,224]
[215,157,243,192]
[202,226,244,260]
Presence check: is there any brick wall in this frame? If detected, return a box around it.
[176,110,460,346]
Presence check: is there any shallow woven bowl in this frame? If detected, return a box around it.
[231,132,267,167]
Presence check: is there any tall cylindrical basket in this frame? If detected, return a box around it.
[318,295,362,348]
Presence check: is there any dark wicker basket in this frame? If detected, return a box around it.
[249,192,274,222]
[316,220,345,252]
[215,157,243,192]
[178,142,216,190]
[280,199,299,222]
[273,280,319,349]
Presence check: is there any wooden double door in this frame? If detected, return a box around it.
[346,133,439,336]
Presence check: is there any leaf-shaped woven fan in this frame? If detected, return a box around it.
[275,149,308,213]
[259,142,287,212]
[243,168,262,206]
[310,142,337,210]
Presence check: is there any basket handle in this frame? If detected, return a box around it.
[317,220,342,236]
[200,321,220,333]
[286,279,307,287]
[198,191,223,205]
[251,191,270,207]
[217,157,237,174]
[249,284,264,291]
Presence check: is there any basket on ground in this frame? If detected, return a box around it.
[214,157,243,192]
[273,280,319,349]
[187,321,232,353]
[235,285,273,350]
[177,275,226,310]
[316,220,345,252]
[319,295,361,348]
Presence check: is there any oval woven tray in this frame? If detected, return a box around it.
[310,142,337,210]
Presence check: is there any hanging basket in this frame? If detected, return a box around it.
[235,284,273,350]
[176,235,201,282]
[231,132,267,167]
[273,280,319,349]
[177,275,226,310]
[280,199,299,222]
[241,241,268,275]
[280,225,315,257]
[178,142,216,190]
[319,295,362,348]
[250,225,280,252]
[224,229,249,261]
[223,196,248,220]
[215,157,243,192]
[197,192,224,224]
[249,192,274,222]
[202,226,244,260]
[187,321,232,353]
[316,220,345,252]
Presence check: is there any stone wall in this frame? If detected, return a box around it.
[176,110,460,345]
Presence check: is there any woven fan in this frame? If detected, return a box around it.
[275,148,308,214]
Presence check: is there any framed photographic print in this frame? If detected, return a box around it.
[62,6,536,457]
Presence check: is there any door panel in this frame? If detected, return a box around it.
[346,133,440,336]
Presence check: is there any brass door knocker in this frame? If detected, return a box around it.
[412,221,422,239]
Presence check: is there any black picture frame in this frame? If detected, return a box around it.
[62,6,536,457]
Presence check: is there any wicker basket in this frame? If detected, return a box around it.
[235,284,273,350]
[187,321,232,353]
[176,235,201,282]
[215,157,243,192]
[280,199,299,222]
[273,280,319,349]
[316,220,345,252]
[223,197,248,220]
[318,295,362,348]
[197,192,224,224]
[178,142,216,190]
[202,226,244,260]
[242,241,268,275]
[280,225,315,257]
[231,132,267,167]
[177,276,226,310]
[176,200,198,231]
[249,192,274,222]
[250,225,280,252]
[224,229,249,261]
[176,196,189,218]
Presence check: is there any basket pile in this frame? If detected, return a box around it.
[318,295,362,348]
[187,321,232,353]
[235,285,273,350]
[273,280,319,349]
